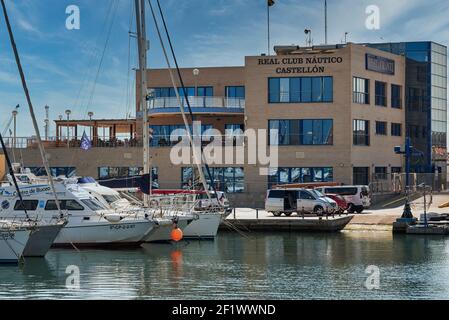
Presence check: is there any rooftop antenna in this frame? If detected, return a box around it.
[305,29,312,47]
[344,32,349,44]
[324,0,328,44]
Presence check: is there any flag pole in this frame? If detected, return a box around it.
[267,2,270,55]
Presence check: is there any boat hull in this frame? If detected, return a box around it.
[53,220,155,247]
[143,218,190,242]
[182,213,222,239]
[23,222,65,257]
[0,229,31,264]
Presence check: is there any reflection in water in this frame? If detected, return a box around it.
[1,231,449,299]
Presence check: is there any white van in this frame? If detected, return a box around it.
[314,185,370,213]
[265,188,337,217]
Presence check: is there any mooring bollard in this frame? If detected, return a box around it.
[233,207,236,219]
[302,207,305,219]
[256,208,259,219]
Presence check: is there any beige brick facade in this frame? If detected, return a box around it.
[17,44,406,207]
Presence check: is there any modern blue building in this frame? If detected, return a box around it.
[368,42,447,180]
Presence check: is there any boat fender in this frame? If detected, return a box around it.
[104,214,124,223]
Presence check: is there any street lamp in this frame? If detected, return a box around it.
[88,111,94,140]
[44,105,50,140]
[65,109,71,148]
[12,110,18,149]
[193,68,200,97]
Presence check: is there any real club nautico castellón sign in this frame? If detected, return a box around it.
[258,56,343,74]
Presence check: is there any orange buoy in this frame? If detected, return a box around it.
[171,227,183,242]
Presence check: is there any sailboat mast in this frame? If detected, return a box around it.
[135,0,150,206]
[0,0,62,214]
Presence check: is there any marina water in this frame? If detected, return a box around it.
[1,231,449,299]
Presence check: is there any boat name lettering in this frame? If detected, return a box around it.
[110,224,136,230]
[0,232,15,240]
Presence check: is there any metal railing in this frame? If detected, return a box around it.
[151,96,245,110]
[2,134,247,149]
[370,172,447,194]
[2,136,143,149]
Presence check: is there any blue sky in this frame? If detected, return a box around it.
[0,0,448,137]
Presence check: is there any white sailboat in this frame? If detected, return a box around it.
[0,221,31,264]
[0,182,157,247]
[133,0,227,239]
[75,177,194,242]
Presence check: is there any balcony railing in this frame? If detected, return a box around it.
[2,134,245,149]
[2,136,142,149]
[151,96,245,110]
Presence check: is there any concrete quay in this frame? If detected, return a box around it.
[221,195,449,232]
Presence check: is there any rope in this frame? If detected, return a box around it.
[0,0,63,216]
[150,0,220,202]
[84,0,119,115]
[72,0,116,115]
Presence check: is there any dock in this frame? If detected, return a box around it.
[220,208,354,232]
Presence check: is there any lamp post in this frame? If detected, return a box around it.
[65,109,71,148]
[88,111,94,141]
[193,68,199,97]
[44,105,49,141]
[12,110,18,149]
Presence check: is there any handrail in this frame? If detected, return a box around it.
[151,96,245,109]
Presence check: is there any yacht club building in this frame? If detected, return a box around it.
[4,42,447,207]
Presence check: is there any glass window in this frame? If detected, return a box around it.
[225,86,245,99]
[81,199,105,211]
[270,119,332,146]
[181,167,244,193]
[300,120,333,145]
[268,76,333,103]
[391,123,402,136]
[376,121,387,135]
[391,167,402,174]
[353,77,370,104]
[323,77,333,102]
[197,86,213,97]
[14,200,39,211]
[268,78,280,103]
[374,167,387,180]
[45,200,84,211]
[391,84,402,108]
[312,77,323,102]
[267,167,334,187]
[26,167,76,178]
[375,81,387,106]
[290,78,301,102]
[279,78,290,102]
[353,120,370,145]
[298,77,311,102]
[353,167,369,185]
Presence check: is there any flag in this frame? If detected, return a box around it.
[268,0,275,6]
[80,131,92,150]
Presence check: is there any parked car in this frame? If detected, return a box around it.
[265,188,337,217]
[325,194,348,214]
[314,185,371,213]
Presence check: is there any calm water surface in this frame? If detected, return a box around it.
[1,231,449,299]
